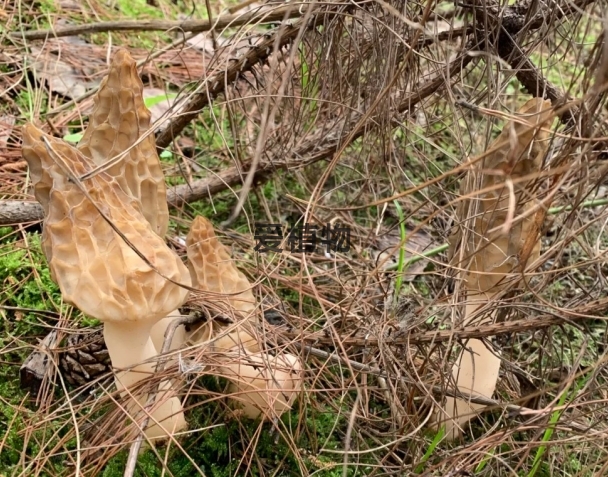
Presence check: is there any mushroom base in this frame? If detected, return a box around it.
[432,297,502,439]
[103,320,187,440]
[218,346,303,419]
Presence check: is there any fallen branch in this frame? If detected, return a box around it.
[0,161,268,224]
[284,314,566,346]
[12,5,306,41]
[155,4,339,149]
[494,24,579,124]
[468,0,597,124]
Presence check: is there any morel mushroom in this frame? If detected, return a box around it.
[186,216,303,418]
[187,216,257,316]
[435,98,555,438]
[79,48,187,355]
[185,215,258,350]
[22,124,191,440]
[77,49,169,238]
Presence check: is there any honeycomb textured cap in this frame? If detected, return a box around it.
[77,48,169,237]
[449,98,555,293]
[186,216,256,317]
[21,123,191,323]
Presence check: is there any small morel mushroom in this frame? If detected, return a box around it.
[435,98,555,439]
[22,124,191,440]
[187,216,258,316]
[77,49,169,238]
[186,216,303,419]
[185,215,259,351]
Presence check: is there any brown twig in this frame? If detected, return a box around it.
[0,161,267,224]
[467,0,593,123]
[11,5,306,41]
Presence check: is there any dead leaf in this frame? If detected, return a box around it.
[0,115,15,148]
[370,226,435,281]
[29,46,94,99]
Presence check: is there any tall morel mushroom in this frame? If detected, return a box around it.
[78,48,191,353]
[76,49,169,238]
[435,98,555,438]
[186,216,303,419]
[22,124,191,440]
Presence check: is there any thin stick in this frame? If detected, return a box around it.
[284,313,569,346]
[12,5,307,41]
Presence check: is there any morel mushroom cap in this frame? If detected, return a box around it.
[77,49,169,237]
[185,215,260,351]
[451,98,555,294]
[186,216,257,316]
[22,123,191,323]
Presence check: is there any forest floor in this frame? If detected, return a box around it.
[1,0,608,476]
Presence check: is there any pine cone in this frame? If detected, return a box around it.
[59,330,112,386]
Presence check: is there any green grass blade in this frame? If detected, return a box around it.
[392,200,407,305]
[415,426,445,474]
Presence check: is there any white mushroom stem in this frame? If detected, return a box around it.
[103,320,186,440]
[441,295,501,439]
[219,350,303,419]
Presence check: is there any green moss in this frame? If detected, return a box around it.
[39,0,59,15]
[0,233,74,473]
[114,0,164,19]
[0,234,62,328]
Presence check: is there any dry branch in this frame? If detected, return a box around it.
[285,314,567,346]
[470,0,597,123]
[11,6,305,41]
[155,5,339,149]
[0,163,266,224]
